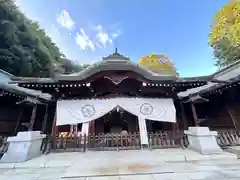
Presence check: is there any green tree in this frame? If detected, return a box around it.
[209,0,240,68]
[58,58,89,74]
[0,0,87,77]
[213,37,240,67]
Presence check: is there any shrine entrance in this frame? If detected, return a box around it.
[51,97,187,152]
[88,106,141,150]
[103,108,130,134]
[97,106,139,134]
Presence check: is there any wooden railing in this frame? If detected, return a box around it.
[87,133,141,151]
[216,129,240,147]
[53,134,87,152]
[148,131,188,149]
[51,131,188,152]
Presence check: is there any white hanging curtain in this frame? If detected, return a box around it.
[56,97,176,126]
[81,122,89,135]
[57,99,117,126]
[138,117,149,145]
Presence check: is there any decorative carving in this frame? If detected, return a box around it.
[140,103,153,115]
[81,104,95,117]
[104,76,128,85]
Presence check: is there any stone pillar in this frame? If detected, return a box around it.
[138,117,149,147]
[1,131,46,163]
[184,127,222,154]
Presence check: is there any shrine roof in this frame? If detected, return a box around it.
[10,50,213,84]
[178,60,240,97]
[55,58,178,81]
[0,69,52,101]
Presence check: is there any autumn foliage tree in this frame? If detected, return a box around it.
[139,54,179,76]
[209,0,240,67]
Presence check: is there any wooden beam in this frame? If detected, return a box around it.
[16,96,43,105]
[140,87,171,93]
[210,79,229,83]
[184,95,209,104]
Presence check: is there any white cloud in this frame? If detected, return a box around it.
[75,25,121,51]
[94,25,121,48]
[55,9,121,52]
[112,33,119,39]
[56,10,75,29]
[97,31,110,47]
[76,28,95,51]
[95,25,110,47]
[111,29,121,39]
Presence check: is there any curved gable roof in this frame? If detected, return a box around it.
[55,58,178,81]
[10,51,213,85]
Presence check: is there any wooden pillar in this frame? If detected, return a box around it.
[180,103,188,130]
[28,104,37,131]
[226,103,238,129]
[51,113,57,148]
[176,119,179,132]
[172,123,176,135]
[70,124,74,134]
[14,107,23,135]
[89,120,95,134]
[190,102,199,126]
[172,120,179,135]
[41,104,48,133]
[74,124,78,136]
[148,120,153,133]
[226,89,239,130]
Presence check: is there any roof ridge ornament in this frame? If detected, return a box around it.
[103,48,130,61]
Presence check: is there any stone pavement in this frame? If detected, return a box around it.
[0,149,240,179]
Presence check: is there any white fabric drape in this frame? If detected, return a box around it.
[138,117,149,145]
[56,97,176,126]
[81,122,89,135]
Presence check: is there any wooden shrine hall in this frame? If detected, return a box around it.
[5,50,240,150]
[0,69,55,136]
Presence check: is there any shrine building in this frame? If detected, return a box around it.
[2,50,240,150]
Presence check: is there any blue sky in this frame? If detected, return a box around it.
[15,0,228,77]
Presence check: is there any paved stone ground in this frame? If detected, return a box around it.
[0,149,240,179]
